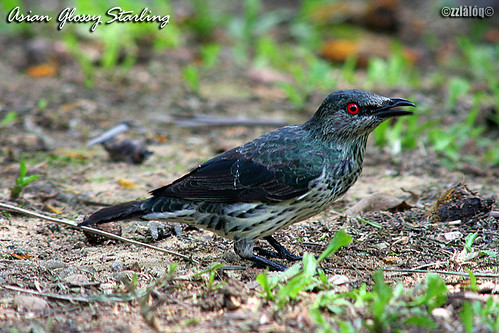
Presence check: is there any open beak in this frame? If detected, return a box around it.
[375,98,416,118]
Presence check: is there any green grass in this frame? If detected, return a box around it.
[182,64,200,94]
[0,111,18,128]
[57,0,180,85]
[366,52,419,89]
[250,229,495,332]
[184,0,227,42]
[199,43,222,69]
[194,262,225,291]
[312,272,449,332]
[10,157,40,199]
[256,230,352,306]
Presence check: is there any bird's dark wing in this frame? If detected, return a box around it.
[151,127,326,203]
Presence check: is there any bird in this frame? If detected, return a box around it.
[79,89,415,271]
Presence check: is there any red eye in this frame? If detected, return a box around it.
[347,103,359,115]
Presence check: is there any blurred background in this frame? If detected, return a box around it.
[1,0,499,174]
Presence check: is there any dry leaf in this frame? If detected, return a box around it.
[27,63,57,77]
[434,231,463,244]
[66,152,88,159]
[321,36,420,67]
[155,135,168,143]
[321,40,360,63]
[117,177,136,188]
[382,256,399,264]
[11,253,32,260]
[346,191,418,216]
[46,204,63,214]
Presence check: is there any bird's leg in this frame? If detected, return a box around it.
[254,235,302,261]
[234,238,287,271]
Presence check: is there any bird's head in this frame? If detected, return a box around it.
[306,89,416,141]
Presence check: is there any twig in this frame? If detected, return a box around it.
[428,220,462,227]
[324,266,499,278]
[87,122,130,147]
[154,115,287,128]
[448,291,499,302]
[382,267,499,278]
[3,285,90,303]
[0,201,198,264]
[413,261,447,270]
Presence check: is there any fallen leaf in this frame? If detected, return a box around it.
[346,191,417,216]
[456,249,480,262]
[11,253,32,260]
[321,36,420,67]
[46,204,63,214]
[27,63,57,77]
[321,40,360,63]
[66,152,88,159]
[382,256,399,264]
[434,231,463,244]
[155,135,168,143]
[328,274,350,285]
[118,177,136,188]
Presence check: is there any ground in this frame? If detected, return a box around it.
[1,2,499,332]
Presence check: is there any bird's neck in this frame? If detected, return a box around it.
[302,121,371,173]
[333,134,369,165]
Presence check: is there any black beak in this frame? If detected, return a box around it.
[375,98,416,118]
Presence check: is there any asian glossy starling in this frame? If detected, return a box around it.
[79,90,415,270]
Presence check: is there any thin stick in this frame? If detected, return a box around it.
[87,122,130,147]
[324,266,499,278]
[3,285,90,303]
[154,115,287,128]
[413,261,447,270]
[0,201,198,264]
[383,267,499,278]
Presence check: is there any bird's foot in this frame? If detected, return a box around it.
[259,235,302,261]
[248,255,287,271]
[235,237,289,271]
[254,246,302,261]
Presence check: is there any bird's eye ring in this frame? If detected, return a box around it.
[347,103,359,115]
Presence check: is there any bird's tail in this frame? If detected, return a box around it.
[78,200,146,227]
